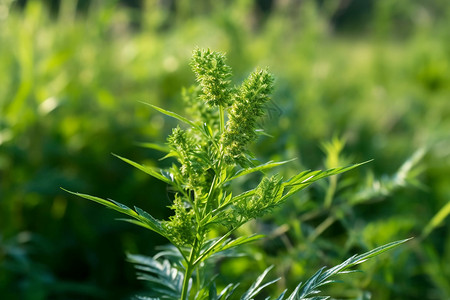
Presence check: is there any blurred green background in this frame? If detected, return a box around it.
[0,0,449,299]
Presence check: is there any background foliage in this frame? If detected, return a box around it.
[0,0,449,299]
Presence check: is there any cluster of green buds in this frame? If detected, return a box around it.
[159,49,277,246]
[162,195,196,246]
[191,48,275,166]
[221,68,274,164]
[190,48,233,107]
[235,175,284,221]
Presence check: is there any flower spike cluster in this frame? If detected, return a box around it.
[190,48,233,107]
[235,175,283,220]
[221,68,275,164]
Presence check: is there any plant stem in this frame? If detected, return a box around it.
[219,105,225,134]
[181,233,203,299]
[181,265,193,300]
[181,246,196,300]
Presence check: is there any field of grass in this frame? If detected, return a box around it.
[1,1,449,299]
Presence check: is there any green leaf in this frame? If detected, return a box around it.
[62,189,138,218]
[255,129,274,138]
[230,189,257,203]
[216,235,264,254]
[109,199,132,211]
[135,206,166,233]
[281,161,371,201]
[141,102,199,129]
[63,189,166,237]
[227,159,296,182]
[209,282,218,300]
[283,238,412,300]
[127,254,183,299]
[135,142,171,153]
[202,122,214,139]
[349,237,413,267]
[217,284,239,300]
[193,234,231,266]
[289,161,370,186]
[194,235,264,266]
[241,266,279,300]
[112,153,173,185]
[274,290,287,300]
[118,218,162,232]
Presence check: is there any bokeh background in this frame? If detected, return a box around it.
[1,0,449,299]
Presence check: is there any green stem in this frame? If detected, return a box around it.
[181,105,226,299]
[181,240,198,300]
[219,105,225,134]
[181,263,193,300]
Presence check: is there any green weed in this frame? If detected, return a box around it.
[67,49,410,299]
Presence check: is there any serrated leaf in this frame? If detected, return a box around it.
[135,206,164,232]
[281,161,370,201]
[350,238,412,266]
[289,161,370,186]
[227,159,296,182]
[128,254,184,299]
[286,238,411,300]
[286,170,319,185]
[109,199,132,210]
[241,266,276,300]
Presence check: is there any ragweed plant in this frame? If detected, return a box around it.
[65,49,410,299]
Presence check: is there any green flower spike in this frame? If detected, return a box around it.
[222,68,275,164]
[190,48,233,107]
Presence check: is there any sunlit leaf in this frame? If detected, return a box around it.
[141,102,199,130]
[227,159,296,182]
[281,161,371,201]
[113,153,174,185]
[63,189,166,237]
